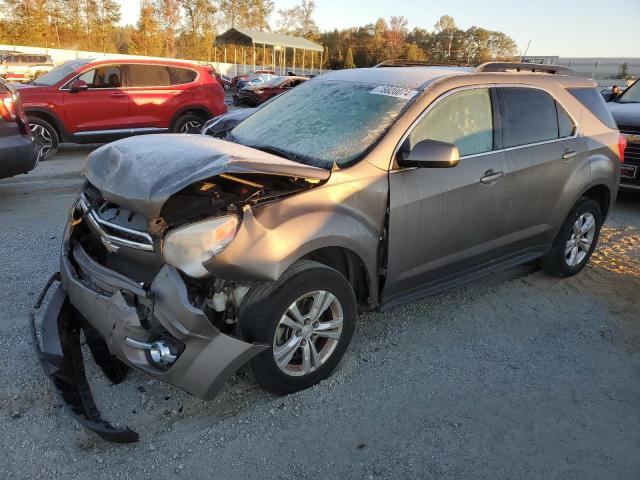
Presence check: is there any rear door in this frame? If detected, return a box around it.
[384,87,511,302]
[125,64,197,129]
[495,86,583,259]
[62,64,130,134]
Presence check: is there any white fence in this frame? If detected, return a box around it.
[0,44,323,77]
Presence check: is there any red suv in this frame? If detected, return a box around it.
[18,58,226,159]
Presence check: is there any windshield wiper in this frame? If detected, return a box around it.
[248,144,300,162]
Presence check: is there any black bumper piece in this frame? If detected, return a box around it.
[30,273,139,443]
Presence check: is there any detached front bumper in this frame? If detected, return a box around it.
[32,242,267,442]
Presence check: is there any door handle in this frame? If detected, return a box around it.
[480,170,504,185]
[562,150,578,160]
[110,92,125,97]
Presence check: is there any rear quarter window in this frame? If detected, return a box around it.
[128,64,172,87]
[169,67,197,85]
[567,87,617,130]
[498,87,559,148]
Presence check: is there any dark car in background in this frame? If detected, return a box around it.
[233,75,309,106]
[608,79,640,192]
[0,77,38,179]
[17,57,227,160]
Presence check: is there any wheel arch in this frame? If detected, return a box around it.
[25,108,69,142]
[580,184,611,219]
[299,246,373,311]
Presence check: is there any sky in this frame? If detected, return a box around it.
[119,0,640,58]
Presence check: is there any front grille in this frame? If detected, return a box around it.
[625,143,640,163]
[618,125,640,135]
[79,193,154,252]
[618,125,640,163]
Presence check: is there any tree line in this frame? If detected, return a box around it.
[0,1,518,67]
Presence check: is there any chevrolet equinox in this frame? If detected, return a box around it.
[33,62,624,442]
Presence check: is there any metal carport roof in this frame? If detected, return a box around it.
[215,28,324,53]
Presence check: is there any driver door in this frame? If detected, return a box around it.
[383,87,510,304]
[63,64,130,134]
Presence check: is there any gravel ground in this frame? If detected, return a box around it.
[1,146,639,480]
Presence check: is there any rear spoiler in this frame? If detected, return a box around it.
[475,62,577,76]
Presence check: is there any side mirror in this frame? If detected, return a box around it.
[399,139,460,168]
[69,79,88,93]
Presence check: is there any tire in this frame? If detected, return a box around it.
[172,113,206,134]
[540,198,602,277]
[239,260,357,395]
[29,117,59,161]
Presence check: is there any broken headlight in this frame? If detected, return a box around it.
[163,215,238,278]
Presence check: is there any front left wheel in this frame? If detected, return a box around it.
[239,260,357,395]
[29,118,59,161]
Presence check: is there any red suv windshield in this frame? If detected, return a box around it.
[31,59,92,86]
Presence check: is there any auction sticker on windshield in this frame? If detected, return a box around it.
[370,85,419,100]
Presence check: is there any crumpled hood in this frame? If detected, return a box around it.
[83,134,330,220]
[607,102,640,127]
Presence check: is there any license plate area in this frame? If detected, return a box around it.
[621,164,637,179]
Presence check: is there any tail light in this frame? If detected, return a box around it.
[0,91,17,122]
[618,134,627,163]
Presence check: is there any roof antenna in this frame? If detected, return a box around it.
[520,40,531,62]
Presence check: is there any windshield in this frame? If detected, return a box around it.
[31,59,91,86]
[617,80,639,103]
[230,79,419,168]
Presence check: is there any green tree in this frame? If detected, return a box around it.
[277,0,319,41]
[343,47,356,68]
[130,0,163,56]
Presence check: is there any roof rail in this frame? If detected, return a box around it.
[374,59,470,68]
[475,62,577,76]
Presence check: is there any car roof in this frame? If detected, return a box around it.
[319,66,472,90]
[80,57,203,69]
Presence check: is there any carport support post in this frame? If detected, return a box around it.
[243,48,246,74]
[311,51,314,75]
[283,47,286,75]
[234,48,237,75]
[224,47,227,64]
[302,49,305,74]
[252,43,256,72]
[263,44,266,70]
[293,47,296,73]
[320,51,323,74]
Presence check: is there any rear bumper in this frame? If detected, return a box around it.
[0,133,38,179]
[33,240,267,441]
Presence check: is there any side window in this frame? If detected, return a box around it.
[408,88,494,157]
[78,66,122,88]
[499,87,559,148]
[169,67,197,85]
[557,103,575,138]
[128,64,171,87]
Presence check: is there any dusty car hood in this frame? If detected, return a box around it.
[83,134,330,219]
[607,102,640,126]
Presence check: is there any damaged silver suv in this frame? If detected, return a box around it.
[33,63,623,442]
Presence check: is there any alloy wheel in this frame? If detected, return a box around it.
[273,290,344,377]
[30,123,53,158]
[564,212,596,267]
[180,120,203,134]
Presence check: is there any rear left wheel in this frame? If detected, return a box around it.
[239,260,356,395]
[540,198,602,277]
